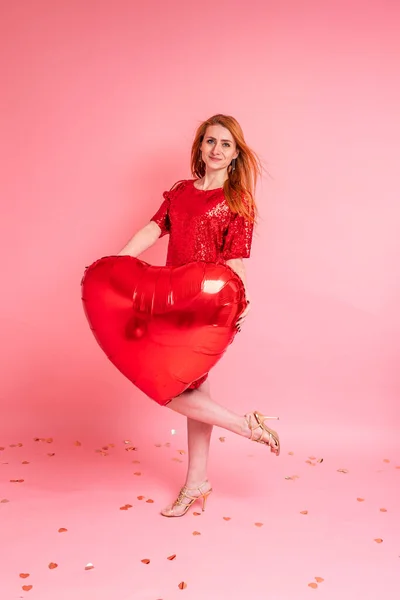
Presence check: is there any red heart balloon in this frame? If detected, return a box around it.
[81,256,246,404]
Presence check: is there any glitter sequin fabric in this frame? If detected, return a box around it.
[151,179,254,266]
[151,178,254,390]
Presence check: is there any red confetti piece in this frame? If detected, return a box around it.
[141,558,150,564]
[357,498,365,502]
[74,441,82,446]
[1,499,10,503]
[193,512,201,516]
[84,563,94,570]
[120,504,133,510]
[192,531,201,535]
[300,510,308,515]
[288,451,294,455]
[19,574,30,579]
[22,461,30,464]
[308,456,316,460]
[125,446,137,452]
[22,585,33,591]
[374,538,383,543]
[48,562,58,569]
[0,447,5,450]
[223,517,231,521]
[178,582,187,590]
[133,472,141,476]
[380,508,387,512]
[146,499,154,504]
[308,583,318,589]
[254,522,263,527]
[46,438,53,444]
[10,479,24,483]
[47,453,55,457]
[58,528,68,533]
[383,459,390,463]
[219,437,225,442]
[315,577,324,583]
[167,554,176,561]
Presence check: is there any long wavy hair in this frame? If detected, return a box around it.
[190,114,262,222]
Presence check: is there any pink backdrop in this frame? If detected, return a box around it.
[1,0,399,446]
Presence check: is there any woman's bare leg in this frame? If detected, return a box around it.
[160,381,279,516]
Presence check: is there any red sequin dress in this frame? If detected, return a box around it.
[150,179,254,390]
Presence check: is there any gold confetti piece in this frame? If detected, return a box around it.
[219,437,225,442]
[109,443,115,448]
[133,472,142,476]
[22,461,30,464]
[223,517,231,521]
[137,496,145,500]
[10,479,24,483]
[46,438,53,444]
[193,512,201,516]
[178,582,187,590]
[177,449,186,455]
[300,510,308,515]
[288,451,294,455]
[357,498,365,502]
[374,538,383,543]
[380,508,387,512]
[1,499,10,503]
[141,558,150,564]
[74,441,82,447]
[192,531,201,535]
[124,440,132,444]
[48,562,58,569]
[308,583,318,589]
[285,476,294,480]
[317,458,324,463]
[85,563,94,570]
[167,554,176,561]
[22,585,33,591]
[125,446,137,452]
[337,469,349,474]
[254,522,263,527]
[315,577,324,583]
[47,453,55,457]
[19,573,30,578]
[305,460,313,465]
[146,499,154,503]
[383,459,390,463]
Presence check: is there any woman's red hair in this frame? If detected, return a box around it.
[190,114,261,222]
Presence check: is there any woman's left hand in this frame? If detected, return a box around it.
[236,300,250,332]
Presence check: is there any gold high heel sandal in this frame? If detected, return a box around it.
[246,411,280,456]
[161,481,212,518]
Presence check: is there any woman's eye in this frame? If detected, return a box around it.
[206,139,214,144]
[223,143,231,147]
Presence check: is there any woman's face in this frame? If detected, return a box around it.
[200,124,239,173]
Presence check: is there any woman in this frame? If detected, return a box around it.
[118,114,280,517]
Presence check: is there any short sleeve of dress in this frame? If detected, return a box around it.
[221,211,254,260]
[150,190,171,238]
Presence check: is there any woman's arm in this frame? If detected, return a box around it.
[226,258,251,328]
[225,258,250,301]
[118,221,161,257]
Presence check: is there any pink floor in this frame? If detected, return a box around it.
[1,423,399,600]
